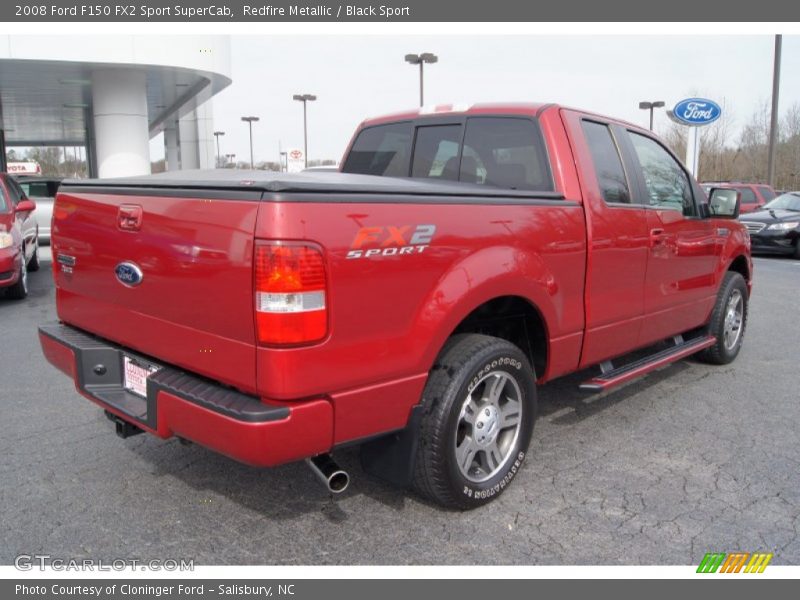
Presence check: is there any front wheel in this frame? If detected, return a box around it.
[698,271,748,365]
[27,239,40,272]
[412,334,537,509]
[5,252,28,300]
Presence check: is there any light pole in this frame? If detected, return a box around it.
[292,94,316,168]
[213,131,225,168]
[767,34,782,187]
[405,53,438,107]
[638,101,665,131]
[240,116,259,169]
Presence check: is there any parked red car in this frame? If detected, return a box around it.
[0,173,40,299]
[701,181,777,213]
[39,104,751,508]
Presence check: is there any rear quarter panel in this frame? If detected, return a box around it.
[255,197,587,401]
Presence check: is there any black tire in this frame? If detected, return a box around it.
[412,334,537,509]
[697,271,748,365]
[27,240,40,272]
[794,239,800,260]
[5,253,28,300]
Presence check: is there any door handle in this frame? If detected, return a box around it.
[649,228,667,247]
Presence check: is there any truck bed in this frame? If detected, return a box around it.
[52,168,586,443]
[61,169,566,201]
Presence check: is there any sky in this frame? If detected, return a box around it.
[151,35,800,165]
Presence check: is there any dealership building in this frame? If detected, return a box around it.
[0,35,231,178]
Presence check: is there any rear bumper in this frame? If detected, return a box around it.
[38,323,333,467]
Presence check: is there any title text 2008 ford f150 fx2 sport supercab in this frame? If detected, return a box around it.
[39,103,751,508]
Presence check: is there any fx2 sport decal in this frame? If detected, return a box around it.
[346,224,437,259]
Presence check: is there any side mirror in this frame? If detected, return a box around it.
[15,199,36,214]
[706,188,740,219]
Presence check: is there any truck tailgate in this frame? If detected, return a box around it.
[51,188,260,394]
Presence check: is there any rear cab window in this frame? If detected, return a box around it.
[737,186,757,205]
[19,181,52,197]
[343,115,554,192]
[342,122,413,177]
[411,125,462,180]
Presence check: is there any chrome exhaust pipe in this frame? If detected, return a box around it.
[306,454,350,494]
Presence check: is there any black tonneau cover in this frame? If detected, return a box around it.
[61,169,564,201]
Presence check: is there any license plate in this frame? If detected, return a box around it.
[123,355,160,398]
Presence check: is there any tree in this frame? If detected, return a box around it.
[737,102,770,183]
[777,102,800,189]
[657,98,800,188]
[660,98,735,182]
[25,147,63,175]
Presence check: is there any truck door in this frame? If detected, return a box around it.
[619,129,717,345]
[562,112,650,367]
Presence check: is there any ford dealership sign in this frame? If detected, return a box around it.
[672,98,722,126]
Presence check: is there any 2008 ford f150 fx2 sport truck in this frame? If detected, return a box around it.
[39,103,751,509]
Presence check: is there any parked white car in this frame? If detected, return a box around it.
[14,177,61,243]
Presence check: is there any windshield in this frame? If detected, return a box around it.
[763,192,800,211]
[0,184,9,214]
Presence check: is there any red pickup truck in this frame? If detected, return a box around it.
[39,103,751,509]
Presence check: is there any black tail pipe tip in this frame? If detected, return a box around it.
[306,454,350,494]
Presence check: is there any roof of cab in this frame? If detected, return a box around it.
[360,102,555,127]
[358,102,646,133]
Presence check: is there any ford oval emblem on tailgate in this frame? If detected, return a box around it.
[115,262,144,287]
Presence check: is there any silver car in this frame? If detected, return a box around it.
[14,177,61,243]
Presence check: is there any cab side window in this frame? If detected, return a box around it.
[628,132,695,216]
[758,185,776,201]
[460,117,553,191]
[582,120,631,204]
[0,184,9,213]
[4,178,24,208]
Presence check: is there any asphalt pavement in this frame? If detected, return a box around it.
[1,251,798,565]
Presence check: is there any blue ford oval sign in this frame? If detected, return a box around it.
[115,262,144,287]
[672,98,722,126]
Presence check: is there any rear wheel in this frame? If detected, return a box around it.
[412,334,537,509]
[5,252,28,300]
[698,271,748,365]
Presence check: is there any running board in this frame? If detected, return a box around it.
[579,335,716,393]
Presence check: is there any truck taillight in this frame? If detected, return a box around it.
[254,243,328,345]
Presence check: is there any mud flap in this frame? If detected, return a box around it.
[359,405,423,488]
